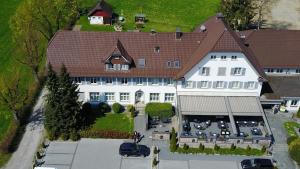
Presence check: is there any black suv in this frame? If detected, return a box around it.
[241,158,274,169]
[119,143,150,157]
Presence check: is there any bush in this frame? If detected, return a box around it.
[199,143,205,151]
[261,145,266,153]
[297,108,300,118]
[287,136,298,145]
[154,146,159,154]
[61,133,69,141]
[214,144,220,151]
[183,144,189,150]
[289,138,300,164]
[98,102,111,114]
[169,128,177,152]
[70,131,80,141]
[127,105,135,117]
[145,103,173,119]
[80,129,132,139]
[230,143,236,151]
[112,103,122,113]
[152,157,158,166]
[81,102,92,126]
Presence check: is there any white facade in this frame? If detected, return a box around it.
[75,52,263,106]
[283,98,300,112]
[88,16,104,25]
[264,68,300,76]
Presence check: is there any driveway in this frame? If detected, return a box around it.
[263,0,300,29]
[41,139,151,169]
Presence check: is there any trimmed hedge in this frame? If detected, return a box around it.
[112,103,122,113]
[145,103,173,118]
[289,138,300,164]
[80,129,132,139]
[98,102,111,114]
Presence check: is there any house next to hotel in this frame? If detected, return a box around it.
[47,14,300,146]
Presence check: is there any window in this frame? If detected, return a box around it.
[216,81,224,88]
[232,67,244,75]
[90,77,97,84]
[105,92,115,101]
[185,81,194,88]
[137,58,145,68]
[231,55,237,60]
[136,77,143,85]
[174,60,180,68]
[296,69,300,73]
[164,78,173,85]
[151,78,159,85]
[247,81,255,89]
[120,93,130,102]
[267,68,274,73]
[154,46,160,53]
[74,77,82,83]
[121,78,128,85]
[221,55,227,60]
[291,100,298,106]
[150,93,160,102]
[165,93,175,102]
[199,81,209,88]
[276,69,283,73]
[200,67,210,76]
[113,64,121,70]
[90,92,100,101]
[217,67,226,76]
[211,55,216,60]
[106,64,114,70]
[121,64,129,70]
[167,61,173,68]
[231,81,240,89]
[106,77,113,84]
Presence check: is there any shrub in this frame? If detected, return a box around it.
[287,136,298,145]
[81,102,92,126]
[214,144,220,151]
[127,105,135,117]
[112,103,122,113]
[199,143,205,151]
[183,144,189,150]
[154,146,159,154]
[261,145,266,153]
[70,131,80,141]
[145,103,173,119]
[152,157,158,166]
[61,133,69,141]
[36,151,42,159]
[297,108,300,118]
[169,128,177,152]
[230,143,236,151]
[98,102,111,114]
[289,138,300,164]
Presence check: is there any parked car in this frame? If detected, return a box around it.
[241,158,274,169]
[119,142,150,157]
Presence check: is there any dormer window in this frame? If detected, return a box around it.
[231,55,237,60]
[121,64,129,70]
[167,61,173,68]
[137,58,145,68]
[154,46,160,53]
[211,55,217,60]
[174,60,180,68]
[221,55,227,60]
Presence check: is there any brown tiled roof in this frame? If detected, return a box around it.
[47,15,266,79]
[241,29,300,68]
[265,76,300,98]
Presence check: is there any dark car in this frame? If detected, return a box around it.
[119,143,150,157]
[241,158,274,169]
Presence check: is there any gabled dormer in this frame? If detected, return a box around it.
[105,40,133,71]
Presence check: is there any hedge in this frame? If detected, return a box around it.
[289,138,300,164]
[98,102,111,114]
[145,103,173,118]
[287,136,298,145]
[80,129,132,139]
[112,103,122,113]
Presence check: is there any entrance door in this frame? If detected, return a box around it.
[135,91,143,103]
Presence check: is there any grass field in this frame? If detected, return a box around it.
[92,113,134,133]
[78,0,220,32]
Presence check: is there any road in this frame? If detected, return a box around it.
[4,89,46,169]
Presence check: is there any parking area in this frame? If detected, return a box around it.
[159,159,240,169]
[41,139,151,169]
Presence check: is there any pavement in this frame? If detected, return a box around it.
[4,89,46,169]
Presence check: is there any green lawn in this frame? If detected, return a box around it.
[284,121,300,137]
[92,113,134,133]
[77,0,220,32]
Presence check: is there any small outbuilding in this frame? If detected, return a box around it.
[88,0,113,25]
[135,14,146,24]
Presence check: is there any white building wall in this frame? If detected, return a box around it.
[88,16,104,25]
[177,52,262,96]
[283,98,300,112]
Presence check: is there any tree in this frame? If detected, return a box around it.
[0,72,28,121]
[31,0,78,41]
[220,0,256,30]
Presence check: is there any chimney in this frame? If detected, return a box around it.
[175,27,182,40]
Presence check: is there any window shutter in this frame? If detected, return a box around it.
[213,81,217,88]
[230,68,235,75]
[228,82,233,89]
[223,81,228,88]
[143,78,147,85]
[192,81,196,88]
[254,82,259,89]
[242,68,246,75]
[244,82,249,89]
[206,67,210,76]
[197,81,201,88]
[208,81,212,88]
